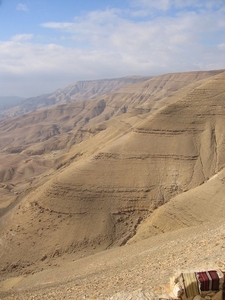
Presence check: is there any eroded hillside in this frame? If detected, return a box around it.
[0,70,225,281]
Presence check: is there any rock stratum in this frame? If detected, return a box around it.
[0,70,225,299]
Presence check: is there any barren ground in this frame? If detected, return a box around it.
[0,70,225,299]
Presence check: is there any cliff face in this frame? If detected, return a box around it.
[0,70,225,276]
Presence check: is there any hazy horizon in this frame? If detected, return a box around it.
[0,0,225,98]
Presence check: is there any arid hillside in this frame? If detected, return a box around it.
[0,76,151,119]
[0,70,225,299]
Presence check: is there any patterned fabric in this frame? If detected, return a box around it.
[180,270,225,298]
[182,272,200,298]
[197,271,220,291]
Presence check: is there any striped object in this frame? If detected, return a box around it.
[197,270,220,291]
[180,270,225,298]
[182,272,200,298]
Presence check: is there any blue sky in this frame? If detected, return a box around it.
[0,0,225,97]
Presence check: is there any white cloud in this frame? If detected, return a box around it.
[132,0,170,10]
[41,22,73,30]
[11,34,33,42]
[132,0,225,10]
[17,3,28,11]
[39,7,224,56]
[0,3,224,97]
[218,43,225,50]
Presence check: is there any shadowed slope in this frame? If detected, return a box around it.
[128,167,225,243]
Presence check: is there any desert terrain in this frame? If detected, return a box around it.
[0,70,225,299]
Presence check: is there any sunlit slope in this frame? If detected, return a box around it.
[136,70,225,180]
[0,71,209,211]
[31,70,225,238]
[85,70,224,124]
[0,70,222,187]
[127,71,225,240]
[0,70,225,276]
[1,71,224,274]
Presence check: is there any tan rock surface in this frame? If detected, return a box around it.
[1,220,225,299]
[0,70,225,299]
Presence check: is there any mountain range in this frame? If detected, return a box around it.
[0,69,225,299]
[0,76,150,119]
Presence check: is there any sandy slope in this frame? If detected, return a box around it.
[0,70,225,299]
[129,166,225,242]
[1,218,224,299]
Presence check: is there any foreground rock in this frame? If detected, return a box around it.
[1,219,225,299]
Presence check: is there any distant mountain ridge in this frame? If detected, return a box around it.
[0,96,25,117]
[0,76,151,119]
[0,70,223,158]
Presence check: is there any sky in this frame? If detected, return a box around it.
[0,0,225,98]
